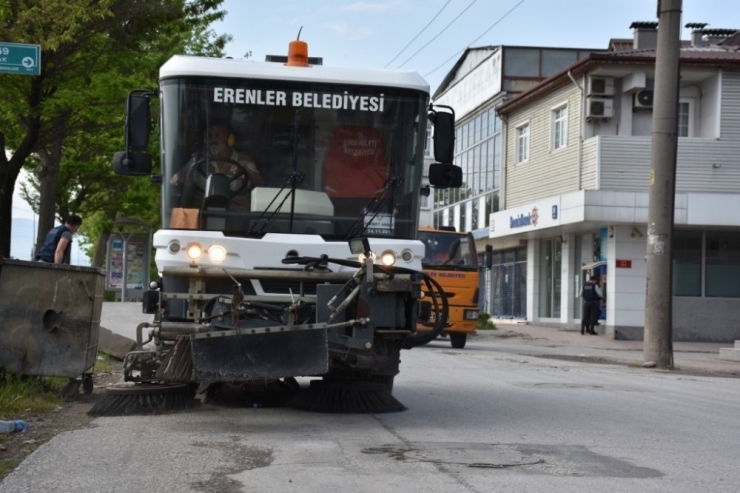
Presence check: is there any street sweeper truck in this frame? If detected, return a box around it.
[90,38,462,416]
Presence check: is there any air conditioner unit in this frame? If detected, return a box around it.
[633,89,654,110]
[587,76,615,96]
[587,98,614,119]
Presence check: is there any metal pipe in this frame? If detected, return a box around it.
[163,266,356,282]
[567,70,585,190]
[159,321,210,333]
[135,322,153,350]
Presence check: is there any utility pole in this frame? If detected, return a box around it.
[644,0,682,367]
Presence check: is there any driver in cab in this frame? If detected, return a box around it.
[171,120,263,208]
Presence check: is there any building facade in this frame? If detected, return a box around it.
[491,24,740,341]
[432,45,599,317]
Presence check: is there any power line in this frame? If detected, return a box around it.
[425,0,527,79]
[397,0,478,69]
[384,0,452,68]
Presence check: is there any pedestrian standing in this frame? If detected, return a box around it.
[36,214,83,265]
[581,275,600,335]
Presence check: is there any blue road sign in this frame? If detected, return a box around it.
[0,42,41,76]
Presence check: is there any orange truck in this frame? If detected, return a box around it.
[416,226,480,348]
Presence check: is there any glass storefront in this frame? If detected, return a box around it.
[488,247,527,319]
[538,238,562,318]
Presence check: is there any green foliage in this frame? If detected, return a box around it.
[1,0,232,261]
[0,375,64,418]
[94,351,120,373]
[477,312,496,330]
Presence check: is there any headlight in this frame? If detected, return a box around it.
[167,240,181,254]
[207,244,227,263]
[401,249,414,262]
[380,250,396,266]
[358,251,376,264]
[464,310,479,320]
[186,242,203,260]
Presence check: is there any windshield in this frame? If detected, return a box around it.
[160,77,427,240]
[419,230,478,269]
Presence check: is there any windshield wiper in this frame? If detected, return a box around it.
[247,171,306,234]
[344,176,402,240]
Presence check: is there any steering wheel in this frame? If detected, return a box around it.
[190,156,251,197]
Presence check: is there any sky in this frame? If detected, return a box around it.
[11,170,90,265]
[9,0,739,261]
[212,0,739,93]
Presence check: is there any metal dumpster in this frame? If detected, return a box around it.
[0,257,105,381]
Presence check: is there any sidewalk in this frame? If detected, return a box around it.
[98,303,740,378]
[477,322,740,378]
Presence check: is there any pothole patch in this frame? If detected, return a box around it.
[363,442,542,469]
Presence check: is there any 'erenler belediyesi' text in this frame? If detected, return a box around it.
[213,88,385,112]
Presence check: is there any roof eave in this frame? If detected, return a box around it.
[497,53,740,115]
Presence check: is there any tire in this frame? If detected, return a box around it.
[449,332,467,349]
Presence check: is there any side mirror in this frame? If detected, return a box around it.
[113,151,152,176]
[126,94,151,150]
[428,105,455,164]
[429,163,462,188]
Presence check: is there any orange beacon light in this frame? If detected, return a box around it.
[287,27,309,67]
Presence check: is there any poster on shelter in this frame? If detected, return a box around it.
[107,236,147,290]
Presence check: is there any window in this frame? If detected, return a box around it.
[552,105,568,150]
[678,101,692,137]
[673,230,702,296]
[516,123,530,163]
[671,230,740,298]
[706,232,740,297]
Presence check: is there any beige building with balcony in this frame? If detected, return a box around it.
[491,24,740,341]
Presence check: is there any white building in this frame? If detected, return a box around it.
[490,23,740,342]
[432,45,601,317]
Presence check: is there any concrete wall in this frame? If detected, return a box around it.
[616,298,740,343]
[672,298,740,342]
[607,225,647,332]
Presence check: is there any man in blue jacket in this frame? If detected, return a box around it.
[36,214,83,264]
[581,275,601,335]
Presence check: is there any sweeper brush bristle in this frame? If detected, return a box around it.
[87,384,195,417]
[155,336,195,383]
[287,380,406,414]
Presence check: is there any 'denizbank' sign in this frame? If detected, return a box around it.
[489,197,561,237]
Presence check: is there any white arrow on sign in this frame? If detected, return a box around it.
[21,56,35,68]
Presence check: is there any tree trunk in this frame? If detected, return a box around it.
[92,210,118,268]
[35,150,60,253]
[0,131,37,258]
[0,77,44,258]
[34,115,69,253]
[0,163,21,258]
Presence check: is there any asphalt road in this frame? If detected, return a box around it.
[2,335,738,493]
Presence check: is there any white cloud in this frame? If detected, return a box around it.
[321,22,373,39]
[339,1,397,14]
[322,22,349,37]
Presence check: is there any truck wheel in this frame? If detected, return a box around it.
[449,333,467,349]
